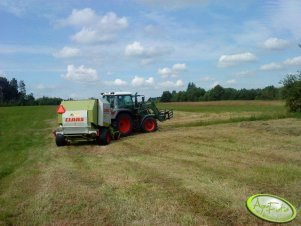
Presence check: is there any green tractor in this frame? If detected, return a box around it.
[102,92,173,136]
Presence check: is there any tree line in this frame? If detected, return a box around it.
[1,72,300,112]
[160,71,301,112]
[0,76,62,106]
[161,82,281,102]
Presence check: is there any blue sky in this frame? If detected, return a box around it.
[1,0,301,99]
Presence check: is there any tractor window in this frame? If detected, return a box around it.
[103,96,115,108]
[116,95,133,108]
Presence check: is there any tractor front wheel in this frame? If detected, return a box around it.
[116,113,133,136]
[97,127,111,145]
[141,117,157,133]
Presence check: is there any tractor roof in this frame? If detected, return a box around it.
[102,92,132,96]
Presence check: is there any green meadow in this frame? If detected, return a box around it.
[0,101,300,225]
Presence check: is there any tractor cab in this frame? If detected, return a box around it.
[102,92,134,110]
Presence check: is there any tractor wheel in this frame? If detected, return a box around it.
[141,117,157,133]
[97,127,111,145]
[116,113,133,136]
[55,134,66,146]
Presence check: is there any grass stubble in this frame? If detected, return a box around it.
[0,101,300,225]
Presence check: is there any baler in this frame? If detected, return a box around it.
[54,98,118,146]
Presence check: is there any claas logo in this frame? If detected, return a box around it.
[65,117,85,122]
[63,111,85,122]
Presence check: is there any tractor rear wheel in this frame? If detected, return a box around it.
[116,113,133,136]
[141,117,157,133]
[97,127,111,145]
[55,134,66,146]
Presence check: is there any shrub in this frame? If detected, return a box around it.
[281,72,301,112]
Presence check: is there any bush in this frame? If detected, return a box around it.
[281,72,301,112]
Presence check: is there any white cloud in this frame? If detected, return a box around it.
[104,78,127,86]
[125,41,171,57]
[235,70,255,77]
[141,58,154,65]
[56,8,98,27]
[176,80,184,87]
[158,67,172,78]
[160,79,184,88]
[57,10,128,44]
[125,42,145,57]
[283,56,301,66]
[158,63,186,78]
[62,65,98,82]
[125,41,172,64]
[53,46,80,58]
[98,11,128,31]
[131,76,154,87]
[226,79,237,85]
[114,79,127,86]
[200,76,215,82]
[263,37,289,50]
[172,63,186,71]
[71,28,113,43]
[218,52,256,67]
[260,62,283,71]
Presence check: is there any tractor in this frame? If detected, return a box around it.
[102,92,173,136]
[54,92,173,146]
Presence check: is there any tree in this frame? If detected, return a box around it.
[206,85,225,101]
[161,91,172,102]
[186,82,197,91]
[9,78,19,101]
[25,93,35,105]
[18,80,26,104]
[186,82,205,101]
[281,72,301,112]
[36,96,62,105]
[223,88,238,100]
[9,78,18,90]
[256,86,280,100]
[0,77,19,104]
[171,90,178,102]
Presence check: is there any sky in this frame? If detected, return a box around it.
[1,0,301,99]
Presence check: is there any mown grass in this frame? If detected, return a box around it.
[0,102,300,225]
[159,101,301,129]
[158,100,286,113]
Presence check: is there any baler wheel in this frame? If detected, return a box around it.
[55,134,66,146]
[97,127,111,145]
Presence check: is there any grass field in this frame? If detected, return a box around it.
[0,101,300,225]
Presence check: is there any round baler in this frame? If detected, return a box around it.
[54,98,119,146]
